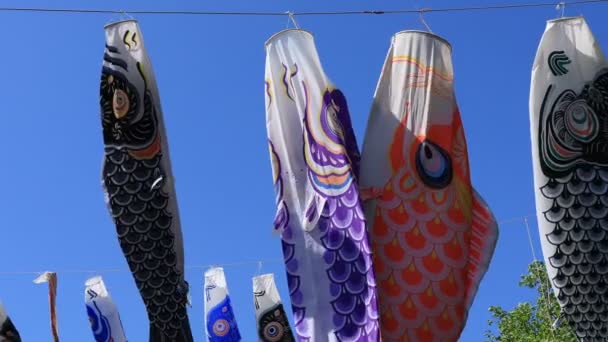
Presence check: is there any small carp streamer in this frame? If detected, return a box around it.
[99,19,193,342]
[530,16,608,341]
[84,276,128,342]
[253,273,295,342]
[33,272,59,342]
[264,28,379,341]
[359,30,499,341]
[0,300,21,341]
[204,267,241,341]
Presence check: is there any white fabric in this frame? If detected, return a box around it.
[84,276,127,342]
[252,274,282,321]
[265,29,330,233]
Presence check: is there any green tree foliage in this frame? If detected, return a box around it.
[484,261,578,342]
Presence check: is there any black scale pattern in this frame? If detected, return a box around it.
[540,70,608,341]
[543,168,608,340]
[103,148,191,339]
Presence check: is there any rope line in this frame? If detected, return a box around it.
[0,259,285,276]
[0,214,536,276]
[0,0,606,16]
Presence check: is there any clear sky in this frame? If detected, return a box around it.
[1,0,608,341]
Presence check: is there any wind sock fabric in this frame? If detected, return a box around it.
[99,19,193,342]
[359,30,499,341]
[0,300,21,342]
[34,272,60,342]
[85,276,128,342]
[253,273,294,342]
[264,28,379,341]
[204,267,241,341]
[530,16,608,341]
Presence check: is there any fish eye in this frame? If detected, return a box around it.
[112,89,130,119]
[564,99,598,143]
[263,321,284,341]
[212,319,229,336]
[415,139,453,189]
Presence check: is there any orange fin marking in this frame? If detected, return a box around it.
[128,134,161,160]
[464,190,498,309]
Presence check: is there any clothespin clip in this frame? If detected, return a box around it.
[33,271,54,285]
[105,8,135,27]
[120,9,135,21]
[556,2,566,17]
[286,11,300,29]
[419,8,433,33]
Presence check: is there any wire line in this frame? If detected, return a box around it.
[0,0,606,16]
[0,214,536,276]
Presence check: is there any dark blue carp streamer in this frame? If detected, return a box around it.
[206,296,241,341]
[204,267,242,341]
[100,20,192,342]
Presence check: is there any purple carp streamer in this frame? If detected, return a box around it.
[530,16,608,341]
[99,19,192,342]
[264,29,379,341]
[0,300,20,342]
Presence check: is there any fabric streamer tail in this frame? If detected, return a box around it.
[466,189,499,309]
[149,322,193,342]
[33,271,59,342]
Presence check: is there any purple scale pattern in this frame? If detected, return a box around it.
[270,141,309,341]
[301,84,379,341]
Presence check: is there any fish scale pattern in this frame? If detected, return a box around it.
[542,167,608,341]
[317,188,378,341]
[302,86,379,341]
[104,147,190,338]
[536,67,608,341]
[270,139,308,340]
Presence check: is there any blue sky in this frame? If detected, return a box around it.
[1,0,608,341]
